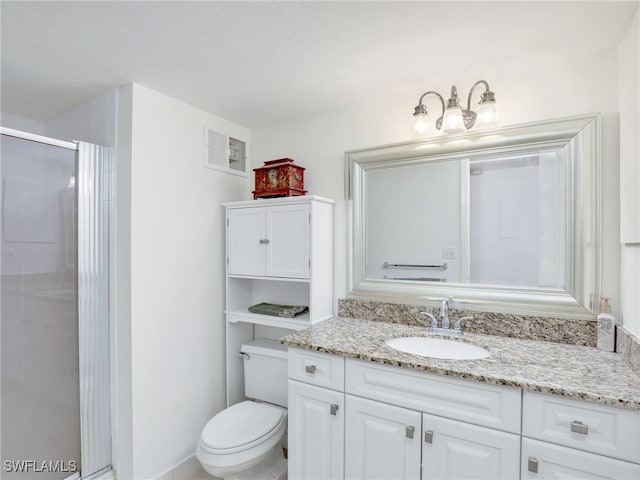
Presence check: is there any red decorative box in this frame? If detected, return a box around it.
[253,158,307,199]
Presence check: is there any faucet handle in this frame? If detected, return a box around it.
[420,311,439,328]
[453,316,474,330]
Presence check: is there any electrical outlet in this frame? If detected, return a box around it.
[442,247,456,260]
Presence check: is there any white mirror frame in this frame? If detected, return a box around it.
[345,114,601,319]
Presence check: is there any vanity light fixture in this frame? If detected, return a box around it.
[411,80,500,136]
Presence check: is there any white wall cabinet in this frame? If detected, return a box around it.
[224,196,334,406]
[288,348,640,480]
[224,195,334,329]
[227,203,310,278]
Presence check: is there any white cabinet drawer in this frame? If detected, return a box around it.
[345,358,521,434]
[288,347,344,391]
[522,437,640,479]
[523,391,640,463]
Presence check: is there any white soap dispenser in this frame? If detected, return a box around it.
[596,296,615,352]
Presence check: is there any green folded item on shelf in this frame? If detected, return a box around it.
[248,302,309,318]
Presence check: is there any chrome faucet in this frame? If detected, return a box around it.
[420,297,473,336]
[440,297,451,329]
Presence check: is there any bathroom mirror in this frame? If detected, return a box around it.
[345,115,601,318]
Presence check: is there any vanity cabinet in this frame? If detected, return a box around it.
[422,413,520,479]
[521,391,640,479]
[288,380,344,480]
[287,349,522,480]
[287,349,345,480]
[345,395,421,479]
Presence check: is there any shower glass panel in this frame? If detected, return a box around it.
[1,135,81,479]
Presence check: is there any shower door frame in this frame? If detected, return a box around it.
[0,126,113,480]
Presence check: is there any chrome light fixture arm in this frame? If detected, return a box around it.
[413,90,446,117]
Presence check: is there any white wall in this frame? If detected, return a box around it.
[120,83,250,479]
[0,112,45,134]
[618,8,640,337]
[252,45,622,320]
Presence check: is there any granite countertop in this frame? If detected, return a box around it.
[281,316,640,410]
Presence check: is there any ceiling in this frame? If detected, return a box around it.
[1,1,637,128]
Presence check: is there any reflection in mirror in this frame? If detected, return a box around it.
[366,147,567,290]
[347,115,600,318]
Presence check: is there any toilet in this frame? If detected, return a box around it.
[196,339,288,480]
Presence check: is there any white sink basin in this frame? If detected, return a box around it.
[386,337,490,360]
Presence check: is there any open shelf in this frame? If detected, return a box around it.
[226,309,316,331]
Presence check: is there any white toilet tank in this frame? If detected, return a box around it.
[241,339,288,408]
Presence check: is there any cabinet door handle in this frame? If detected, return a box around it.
[570,420,588,435]
[263,238,270,245]
[528,457,539,473]
[424,430,434,444]
[330,404,339,416]
[259,239,266,244]
[305,365,316,374]
[405,426,415,439]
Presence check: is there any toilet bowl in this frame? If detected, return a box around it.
[197,339,289,479]
[196,401,287,478]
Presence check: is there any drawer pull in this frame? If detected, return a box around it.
[405,426,415,439]
[570,420,589,435]
[305,365,316,374]
[330,404,339,416]
[528,457,538,473]
[424,430,434,444]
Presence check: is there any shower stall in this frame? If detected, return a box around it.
[0,127,111,480]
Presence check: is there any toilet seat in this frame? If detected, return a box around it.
[199,401,286,454]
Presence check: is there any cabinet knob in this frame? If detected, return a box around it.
[330,404,339,416]
[405,426,415,439]
[259,238,268,245]
[424,430,434,444]
[527,457,539,473]
[570,420,588,435]
[305,365,316,374]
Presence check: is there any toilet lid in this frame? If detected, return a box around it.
[201,401,285,451]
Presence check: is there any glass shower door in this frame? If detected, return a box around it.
[1,135,81,479]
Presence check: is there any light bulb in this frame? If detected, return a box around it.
[442,107,466,134]
[411,112,430,137]
[474,101,500,130]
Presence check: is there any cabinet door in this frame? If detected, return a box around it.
[227,207,265,276]
[288,380,344,480]
[422,413,520,480]
[522,438,640,479]
[266,203,310,278]
[345,395,421,480]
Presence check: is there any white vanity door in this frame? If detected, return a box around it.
[522,438,640,479]
[288,380,344,480]
[345,395,421,480]
[422,413,520,480]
